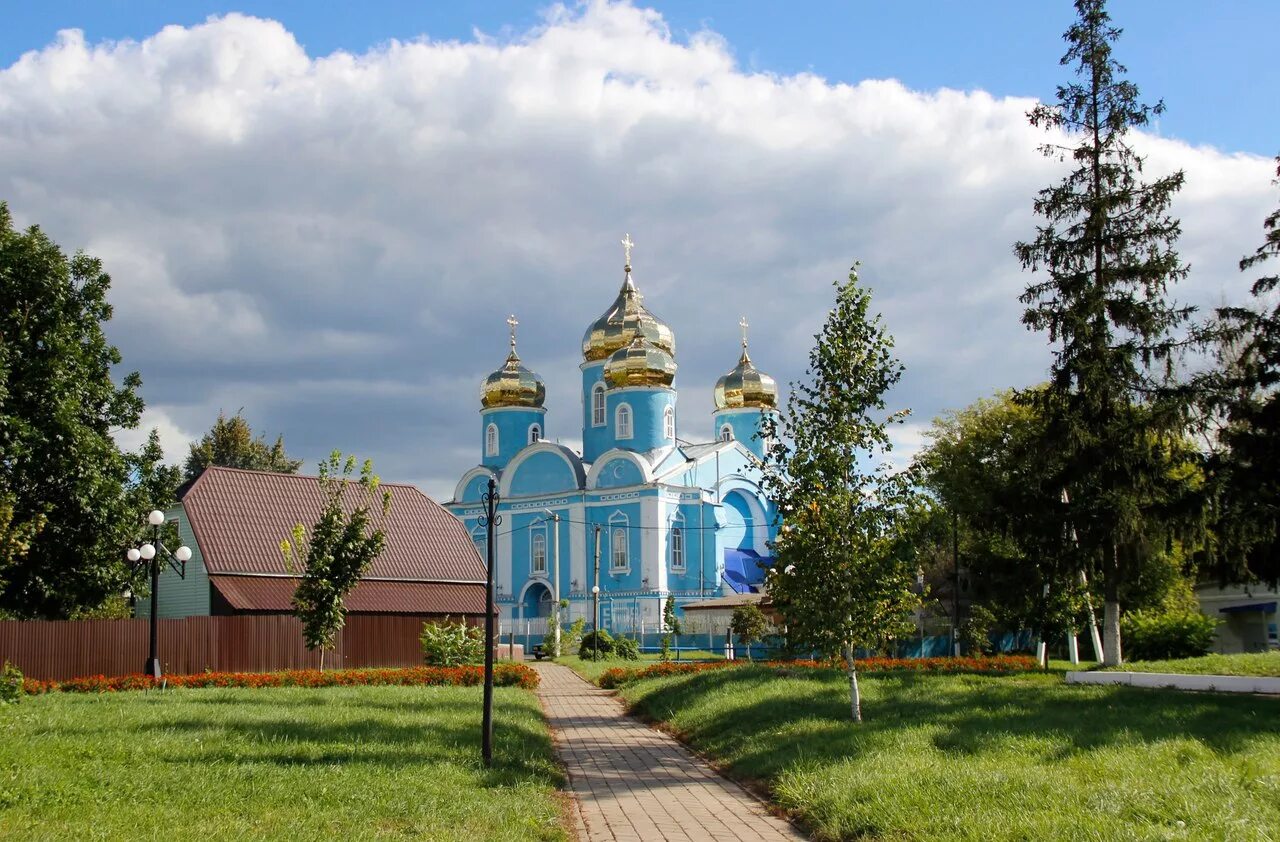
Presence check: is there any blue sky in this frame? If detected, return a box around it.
[2,2,1276,497]
[5,1,1277,155]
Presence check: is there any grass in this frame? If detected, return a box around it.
[558,650,723,683]
[0,684,567,840]
[1103,651,1280,677]
[618,666,1280,841]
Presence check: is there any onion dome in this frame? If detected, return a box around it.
[581,234,676,362]
[604,336,677,388]
[713,318,778,410]
[481,315,546,408]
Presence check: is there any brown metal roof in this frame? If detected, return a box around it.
[681,593,771,611]
[211,575,488,614]
[181,466,486,582]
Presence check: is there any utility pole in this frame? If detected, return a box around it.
[479,478,501,767]
[592,524,601,661]
[543,509,561,655]
[952,510,961,657]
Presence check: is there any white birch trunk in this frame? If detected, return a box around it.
[1102,600,1123,666]
[843,644,862,723]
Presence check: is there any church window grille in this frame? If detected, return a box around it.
[719,424,734,442]
[486,424,499,456]
[663,406,675,440]
[528,424,541,444]
[531,531,547,574]
[592,384,606,426]
[671,525,685,571]
[616,404,633,439]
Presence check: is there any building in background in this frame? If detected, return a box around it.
[447,237,780,633]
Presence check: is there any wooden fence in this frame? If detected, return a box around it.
[0,614,479,680]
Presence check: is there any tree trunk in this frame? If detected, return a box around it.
[843,644,862,723]
[1102,543,1123,666]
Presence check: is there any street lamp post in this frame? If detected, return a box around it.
[591,524,602,661]
[543,509,561,655]
[478,478,501,767]
[125,509,192,679]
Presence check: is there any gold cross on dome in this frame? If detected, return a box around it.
[621,233,635,267]
[739,316,750,348]
[507,314,518,351]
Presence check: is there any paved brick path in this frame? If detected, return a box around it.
[534,662,806,842]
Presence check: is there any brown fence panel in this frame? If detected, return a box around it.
[0,614,457,680]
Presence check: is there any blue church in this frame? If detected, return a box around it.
[447,237,781,634]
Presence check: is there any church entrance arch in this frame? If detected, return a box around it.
[519,580,554,620]
[723,489,767,554]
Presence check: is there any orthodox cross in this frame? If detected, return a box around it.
[739,316,750,348]
[621,233,634,267]
[507,314,518,352]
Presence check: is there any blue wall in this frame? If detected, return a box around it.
[595,456,646,488]
[605,387,676,453]
[713,408,772,460]
[481,407,546,469]
[509,450,579,496]
[581,364,611,462]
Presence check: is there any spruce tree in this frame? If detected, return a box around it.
[1014,0,1195,665]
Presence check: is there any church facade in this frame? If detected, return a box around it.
[447,237,781,632]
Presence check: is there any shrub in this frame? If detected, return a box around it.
[1,660,23,704]
[612,636,641,661]
[579,629,614,658]
[420,618,485,666]
[1120,610,1219,661]
[21,664,540,694]
[960,604,997,656]
[730,604,770,661]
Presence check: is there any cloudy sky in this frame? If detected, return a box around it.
[2,1,1277,500]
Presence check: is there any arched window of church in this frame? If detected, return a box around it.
[616,404,633,439]
[592,384,606,426]
[528,424,541,444]
[719,424,734,442]
[531,531,547,574]
[671,525,685,571]
[611,527,628,571]
[663,406,675,441]
[486,423,499,456]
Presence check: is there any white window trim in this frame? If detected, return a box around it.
[591,383,607,427]
[528,423,542,445]
[616,403,633,440]
[670,514,686,571]
[663,406,675,440]
[608,512,630,572]
[530,529,547,575]
[471,524,488,558]
[486,423,500,456]
[719,424,734,442]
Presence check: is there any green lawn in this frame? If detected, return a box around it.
[1105,651,1280,677]
[618,666,1280,841]
[558,650,723,683]
[0,685,567,840]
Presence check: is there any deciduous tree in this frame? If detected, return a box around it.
[183,410,302,482]
[762,265,920,722]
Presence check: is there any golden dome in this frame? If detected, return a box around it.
[481,315,546,408]
[604,336,677,388]
[714,329,778,410]
[581,267,676,362]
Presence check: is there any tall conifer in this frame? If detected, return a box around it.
[1015,0,1195,665]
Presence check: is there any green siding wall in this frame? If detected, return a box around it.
[133,505,211,619]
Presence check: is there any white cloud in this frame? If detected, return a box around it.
[114,407,196,464]
[3,2,1274,495]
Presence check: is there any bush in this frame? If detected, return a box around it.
[1,660,23,704]
[579,629,614,658]
[960,604,997,656]
[1121,610,1219,661]
[419,618,485,666]
[612,636,641,661]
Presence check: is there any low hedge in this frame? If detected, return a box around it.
[22,663,540,695]
[597,655,1039,689]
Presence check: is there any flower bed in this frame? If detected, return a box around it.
[597,655,1038,689]
[22,663,539,695]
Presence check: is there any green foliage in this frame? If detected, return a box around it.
[565,616,586,655]
[1014,1,1201,664]
[0,660,22,704]
[579,628,614,658]
[660,593,682,661]
[280,451,391,657]
[729,604,770,662]
[183,409,303,482]
[761,265,920,721]
[0,202,144,618]
[1208,156,1280,587]
[959,604,997,656]
[1119,609,1219,661]
[418,618,485,666]
[611,636,641,661]
[1115,651,1280,677]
